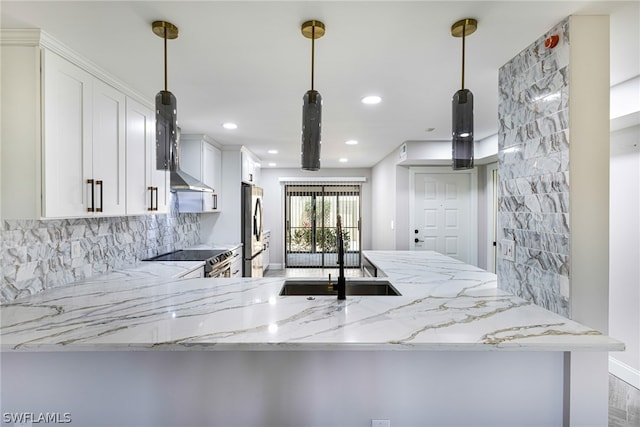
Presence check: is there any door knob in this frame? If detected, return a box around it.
[414,229,419,234]
[415,238,424,243]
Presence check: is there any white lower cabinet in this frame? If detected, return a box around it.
[179,266,205,279]
[230,246,243,278]
[262,230,271,272]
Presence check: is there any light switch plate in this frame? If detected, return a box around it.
[371,420,390,427]
[501,239,515,261]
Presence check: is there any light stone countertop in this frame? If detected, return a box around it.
[0,250,624,352]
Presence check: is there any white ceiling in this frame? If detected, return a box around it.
[2,1,639,169]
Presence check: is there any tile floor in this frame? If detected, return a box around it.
[610,374,640,427]
[265,267,640,427]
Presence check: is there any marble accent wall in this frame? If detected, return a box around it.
[497,18,571,317]
[0,194,200,302]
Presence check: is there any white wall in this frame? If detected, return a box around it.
[371,147,402,250]
[259,168,372,269]
[2,350,565,427]
[370,151,395,250]
[609,124,640,387]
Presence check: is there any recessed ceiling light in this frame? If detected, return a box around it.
[361,95,381,105]
[222,122,238,130]
[267,149,278,154]
[339,158,348,163]
[345,140,358,145]
[268,162,277,167]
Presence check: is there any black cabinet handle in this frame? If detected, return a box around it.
[148,186,154,211]
[148,186,159,211]
[96,180,103,212]
[415,238,424,243]
[87,179,95,212]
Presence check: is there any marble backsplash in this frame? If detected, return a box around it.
[0,194,200,303]
[497,18,571,318]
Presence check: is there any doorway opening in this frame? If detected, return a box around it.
[285,184,361,268]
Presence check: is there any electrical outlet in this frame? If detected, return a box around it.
[501,239,515,261]
[372,420,390,427]
[71,240,82,259]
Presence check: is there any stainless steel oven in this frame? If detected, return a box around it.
[144,249,234,278]
[206,255,232,278]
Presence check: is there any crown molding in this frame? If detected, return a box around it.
[1,28,153,110]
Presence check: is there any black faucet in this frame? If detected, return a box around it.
[336,215,346,300]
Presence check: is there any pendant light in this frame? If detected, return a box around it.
[300,20,325,171]
[153,20,179,171]
[451,18,477,170]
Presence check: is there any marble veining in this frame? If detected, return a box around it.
[497,18,572,317]
[0,250,623,352]
[1,194,200,303]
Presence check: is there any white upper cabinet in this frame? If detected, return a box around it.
[177,134,222,213]
[42,50,126,217]
[241,150,261,185]
[125,98,169,215]
[90,79,127,216]
[41,49,93,217]
[1,31,163,219]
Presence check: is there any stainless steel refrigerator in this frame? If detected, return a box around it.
[242,184,264,277]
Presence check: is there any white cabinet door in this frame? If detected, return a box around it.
[241,151,254,184]
[262,231,270,272]
[230,246,243,278]
[202,143,220,211]
[241,150,261,185]
[42,50,127,218]
[125,98,168,215]
[42,50,93,217]
[92,80,126,216]
[178,135,221,213]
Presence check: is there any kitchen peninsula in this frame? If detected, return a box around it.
[1,251,622,426]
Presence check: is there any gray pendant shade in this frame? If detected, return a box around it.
[452,88,474,170]
[155,90,177,171]
[301,89,322,171]
[300,20,325,171]
[450,18,477,170]
[152,21,212,192]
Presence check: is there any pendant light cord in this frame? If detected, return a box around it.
[311,25,315,91]
[461,21,466,90]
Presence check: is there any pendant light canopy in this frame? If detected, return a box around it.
[301,20,325,171]
[451,18,477,170]
[153,20,179,172]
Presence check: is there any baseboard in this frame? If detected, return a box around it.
[609,356,640,390]
[266,263,284,270]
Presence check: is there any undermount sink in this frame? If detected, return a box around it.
[279,280,401,296]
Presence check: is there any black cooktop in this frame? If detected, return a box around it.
[144,250,229,262]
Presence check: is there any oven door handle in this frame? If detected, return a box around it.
[206,257,233,278]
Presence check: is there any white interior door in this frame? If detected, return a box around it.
[413,172,472,263]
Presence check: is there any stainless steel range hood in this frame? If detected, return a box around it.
[170,129,213,192]
[170,168,213,193]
